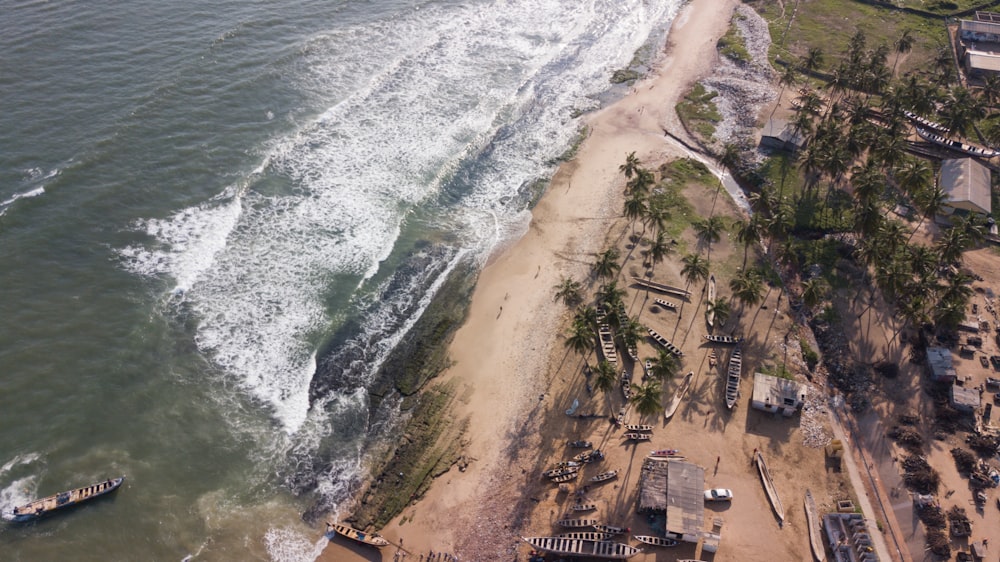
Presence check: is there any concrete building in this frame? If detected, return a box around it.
[926,347,957,383]
[960,14,1000,78]
[751,372,807,416]
[940,158,992,217]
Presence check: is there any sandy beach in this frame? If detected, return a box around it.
[319,0,873,560]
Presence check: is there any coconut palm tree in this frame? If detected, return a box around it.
[643,200,671,234]
[705,296,731,328]
[908,183,947,242]
[593,359,619,409]
[623,192,648,236]
[801,47,824,75]
[769,64,798,121]
[800,277,830,310]
[734,217,764,269]
[891,29,914,77]
[693,216,726,258]
[597,280,627,313]
[645,230,672,275]
[629,378,663,418]
[729,268,765,312]
[647,348,680,381]
[619,152,641,180]
[627,167,656,195]
[680,253,709,289]
[618,316,645,356]
[564,319,595,360]
[553,276,583,307]
[573,305,599,332]
[592,247,621,280]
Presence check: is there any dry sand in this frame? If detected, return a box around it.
[318,0,871,560]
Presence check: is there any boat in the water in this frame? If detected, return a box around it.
[632,276,691,298]
[704,334,743,344]
[591,470,619,483]
[622,432,651,441]
[654,298,678,310]
[326,522,390,548]
[523,536,640,559]
[915,126,1000,158]
[624,424,652,432]
[664,371,694,421]
[706,274,716,327]
[557,531,614,541]
[725,348,742,409]
[593,524,628,535]
[649,449,681,458]
[568,440,592,449]
[634,535,679,547]
[755,451,785,523]
[556,518,599,528]
[805,489,825,562]
[647,328,683,356]
[10,476,125,522]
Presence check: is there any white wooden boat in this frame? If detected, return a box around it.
[664,371,694,421]
[632,276,691,298]
[591,470,618,483]
[623,432,651,441]
[647,328,683,356]
[11,476,125,522]
[523,537,640,559]
[573,450,604,463]
[557,531,614,541]
[544,466,580,479]
[725,348,741,409]
[624,424,653,432]
[755,451,785,523]
[621,371,633,401]
[903,109,949,133]
[708,350,717,367]
[634,535,679,547]
[326,522,390,548]
[805,489,826,562]
[556,518,599,528]
[551,472,579,483]
[706,274,716,327]
[704,334,743,344]
[550,460,582,469]
[570,503,597,512]
[599,323,618,365]
[915,126,1000,157]
[654,298,678,310]
[649,449,681,457]
[593,524,628,535]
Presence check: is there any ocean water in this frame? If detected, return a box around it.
[0,0,681,559]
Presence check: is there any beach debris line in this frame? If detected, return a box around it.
[326,521,390,548]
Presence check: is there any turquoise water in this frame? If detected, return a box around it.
[0,0,680,559]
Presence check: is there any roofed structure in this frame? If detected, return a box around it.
[760,118,805,153]
[665,460,705,542]
[951,383,981,412]
[926,347,957,383]
[751,372,807,416]
[940,158,992,216]
[638,457,668,513]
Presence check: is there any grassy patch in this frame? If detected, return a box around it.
[676,83,721,141]
[761,362,796,380]
[718,13,751,65]
[800,338,820,371]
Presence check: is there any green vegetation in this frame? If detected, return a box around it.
[718,13,751,65]
[552,125,590,164]
[610,69,641,84]
[800,339,819,371]
[761,362,796,380]
[676,83,721,141]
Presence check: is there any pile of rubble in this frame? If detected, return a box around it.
[800,392,832,448]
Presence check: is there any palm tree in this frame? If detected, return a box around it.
[729,269,764,312]
[643,200,671,234]
[645,230,672,275]
[597,280,627,313]
[627,167,656,195]
[564,319,595,359]
[573,305,599,333]
[801,47,824,75]
[735,217,764,269]
[769,64,798,121]
[908,184,946,242]
[619,316,645,355]
[629,379,663,418]
[623,192,648,236]
[800,277,830,309]
[553,276,583,306]
[619,152,641,180]
[680,253,709,289]
[593,359,619,408]
[705,296,731,328]
[693,215,726,257]
[647,348,680,381]
[592,247,621,280]
[891,29,914,77]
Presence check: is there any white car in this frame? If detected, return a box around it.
[704,488,733,502]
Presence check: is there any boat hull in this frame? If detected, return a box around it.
[11,476,125,522]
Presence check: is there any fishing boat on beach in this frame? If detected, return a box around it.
[903,109,949,133]
[543,466,580,479]
[10,476,125,522]
[634,536,679,547]
[599,323,618,365]
[326,522,390,548]
[570,503,597,513]
[706,275,716,327]
[593,524,629,535]
[523,537,640,559]
[556,518,599,528]
[654,298,678,310]
[558,531,614,541]
[573,449,604,463]
[623,432,651,441]
[704,334,743,344]
[591,470,619,483]
[568,440,592,449]
[649,449,681,458]
[725,348,742,409]
[647,328,683,356]
[665,371,694,421]
[755,451,785,523]
[915,126,1000,158]
[632,276,691,298]
[624,424,652,432]
[551,472,579,483]
[621,371,633,401]
[805,489,826,562]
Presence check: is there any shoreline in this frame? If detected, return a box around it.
[317,0,745,559]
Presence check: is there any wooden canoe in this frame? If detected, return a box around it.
[664,371,694,421]
[632,276,691,298]
[593,524,628,535]
[647,328,683,357]
[557,531,614,541]
[624,424,653,432]
[755,451,785,523]
[725,348,741,409]
[523,536,640,559]
[654,298,678,310]
[649,449,681,458]
[11,476,125,522]
[704,334,743,344]
[805,489,826,562]
[590,470,619,483]
[622,432,651,441]
[570,502,597,512]
[634,535,679,547]
[551,472,579,483]
[327,522,390,548]
[706,274,716,327]
[556,518,599,528]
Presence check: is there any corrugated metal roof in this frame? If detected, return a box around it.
[941,158,992,214]
[962,19,1000,35]
[968,51,1000,72]
[752,372,807,406]
[665,460,705,536]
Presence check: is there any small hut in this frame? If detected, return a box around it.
[951,383,981,413]
[751,372,807,416]
[927,347,957,383]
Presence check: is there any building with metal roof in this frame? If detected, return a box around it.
[926,347,957,383]
[665,460,705,542]
[940,158,992,216]
[751,372,807,417]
